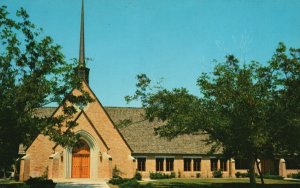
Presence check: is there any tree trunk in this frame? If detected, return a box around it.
[249,158,256,188]
[256,159,264,184]
[3,167,6,179]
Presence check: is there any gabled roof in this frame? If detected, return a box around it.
[106,107,217,155]
[33,107,57,118]
[21,106,218,155]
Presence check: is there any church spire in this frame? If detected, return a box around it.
[79,0,85,66]
[76,0,90,84]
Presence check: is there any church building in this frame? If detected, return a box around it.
[18,0,298,181]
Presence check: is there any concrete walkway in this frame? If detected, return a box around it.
[54,179,110,188]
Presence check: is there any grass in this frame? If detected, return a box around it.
[136,178,300,188]
[108,184,119,188]
[0,179,27,188]
[0,179,23,184]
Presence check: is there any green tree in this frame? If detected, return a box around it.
[126,43,300,187]
[267,43,300,157]
[0,6,92,176]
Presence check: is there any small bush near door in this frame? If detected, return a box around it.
[134,172,142,180]
[25,177,56,188]
[213,169,223,178]
[149,172,176,179]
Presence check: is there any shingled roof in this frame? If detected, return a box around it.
[33,107,57,118]
[22,107,218,155]
[106,107,217,155]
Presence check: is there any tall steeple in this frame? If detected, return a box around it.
[76,0,90,84]
[79,0,85,66]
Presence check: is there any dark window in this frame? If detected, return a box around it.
[286,158,300,169]
[156,158,164,171]
[184,158,192,171]
[137,157,146,171]
[166,158,174,171]
[220,159,227,171]
[235,159,249,169]
[210,158,218,171]
[193,158,201,171]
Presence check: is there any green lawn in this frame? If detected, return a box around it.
[139,178,300,188]
[0,179,27,188]
[0,179,21,184]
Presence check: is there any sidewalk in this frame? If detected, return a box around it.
[54,179,110,188]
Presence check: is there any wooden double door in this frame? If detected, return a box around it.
[72,140,90,178]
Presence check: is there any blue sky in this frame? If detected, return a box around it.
[4,0,300,107]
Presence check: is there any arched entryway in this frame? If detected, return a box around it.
[64,130,99,179]
[71,139,90,178]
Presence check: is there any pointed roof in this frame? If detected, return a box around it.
[76,0,90,84]
[79,0,85,66]
[24,106,221,155]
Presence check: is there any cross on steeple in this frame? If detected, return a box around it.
[76,0,90,84]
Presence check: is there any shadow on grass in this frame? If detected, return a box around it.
[151,182,300,188]
[0,184,28,188]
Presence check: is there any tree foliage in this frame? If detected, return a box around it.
[0,6,92,171]
[127,43,300,185]
[267,44,300,155]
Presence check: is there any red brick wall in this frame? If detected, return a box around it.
[21,82,134,180]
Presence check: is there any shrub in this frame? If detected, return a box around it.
[108,177,131,185]
[235,172,249,178]
[170,172,176,178]
[13,174,20,181]
[149,172,175,179]
[0,171,13,179]
[177,170,181,178]
[109,172,144,186]
[150,172,162,179]
[25,177,56,188]
[263,173,283,180]
[196,172,201,178]
[288,172,300,179]
[112,165,122,178]
[235,171,258,178]
[134,172,142,180]
[213,169,223,178]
